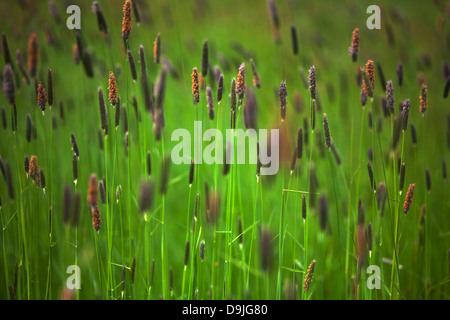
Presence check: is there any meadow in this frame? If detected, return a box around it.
[0,0,449,300]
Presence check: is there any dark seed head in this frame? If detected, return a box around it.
[396,63,403,87]
[308,66,316,100]
[217,73,224,103]
[127,50,137,82]
[98,88,108,136]
[189,159,195,186]
[425,168,431,192]
[358,198,365,225]
[72,153,78,182]
[399,162,406,193]
[410,123,417,145]
[367,161,376,191]
[367,222,373,252]
[24,155,29,176]
[200,240,205,261]
[47,69,53,107]
[323,113,331,150]
[25,113,32,142]
[4,161,14,199]
[243,88,257,129]
[39,168,46,190]
[443,159,447,181]
[146,151,151,176]
[279,81,287,122]
[139,179,154,213]
[201,40,209,77]
[291,26,298,55]
[99,180,106,204]
[206,86,214,120]
[130,256,136,285]
[3,64,15,105]
[260,227,273,271]
[401,99,410,132]
[70,132,79,158]
[302,194,307,220]
[331,142,341,166]
[319,195,328,231]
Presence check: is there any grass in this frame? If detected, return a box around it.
[0,0,449,300]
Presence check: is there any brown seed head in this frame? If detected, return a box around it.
[366,60,375,89]
[37,82,48,112]
[236,63,246,101]
[72,43,80,64]
[419,84,427,115]
[121,0,132,41]
[153,33,161,64]
[108,71,118,106]
[403,183,415,214]
[192,67,199,104]
[91,205,101,232]
[349,28,360,62]
[303,259,316,291]
[29,155,39,181]
[27,32,39,78]
[88,174,98,208]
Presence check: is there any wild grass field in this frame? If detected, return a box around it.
[0,0,449,300]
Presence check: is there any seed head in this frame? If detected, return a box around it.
[236,63,246,102]
[217,73,224,103]
[349,28,360,62]
[98,88,108,136]
[401,99,410,132]
[419,84,427,115]
[2,64,15,105]
[200,240,205,261]
[403,183,415,214]
[192,67,200,104]
[303,259,316,291]
[121,0,132,41]
[386,80,395,114]
[308,66,316,100]
[201,40,209,77]
[323,113,331,150]
[91,205,101,232]
[108,71,118,106]
[279,81,287,121]
[37,82,48,112]
[87,174,98,209]
[29,156,39,182]
[153,33,161,64]
[27,32,39,78]
[206,86,214,120]
[396,63,403,86]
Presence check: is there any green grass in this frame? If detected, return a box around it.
[0,0,449,300]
